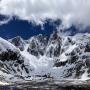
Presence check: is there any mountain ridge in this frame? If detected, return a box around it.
[0,32,90,82]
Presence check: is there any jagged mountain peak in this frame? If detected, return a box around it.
[9,36,26,51]
[27,34,48,57]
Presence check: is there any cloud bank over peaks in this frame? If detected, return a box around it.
[0,0,90,28]
[0,14,12,25]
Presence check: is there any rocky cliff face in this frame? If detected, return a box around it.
[27,34,48,57]
[0,32,90,82]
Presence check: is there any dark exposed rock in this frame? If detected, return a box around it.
[9,36,25,51]
[54,43,61,57]
[0,49,20,61]
[85,44,90,52]
[75,61,85,78]
[27,34,48,57]
[16,60,24,64]
[46,32,62,57]
[54,60,67,67]
[21,64,29,73]
[68,55,79,64]
[86,59,90,68]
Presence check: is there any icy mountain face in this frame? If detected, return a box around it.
[0,33,90,82]
[27,34,48,57]
[46,31,62,58]
[0,37,33,81]
[53,33,90,79]
[9,36,26,51]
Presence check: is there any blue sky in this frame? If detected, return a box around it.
[0,14,90,39]
[0,16,61,39]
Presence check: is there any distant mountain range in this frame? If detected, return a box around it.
[0,15,90,83]
[0,31,90,82]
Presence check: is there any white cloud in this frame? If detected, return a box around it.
[0,18,11,25]
[0,0,90,27]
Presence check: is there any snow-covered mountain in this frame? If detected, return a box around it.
[0,32,90,82]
